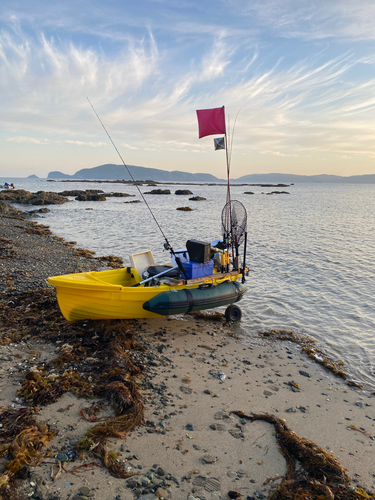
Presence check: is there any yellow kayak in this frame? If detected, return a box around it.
[48,267,246,322]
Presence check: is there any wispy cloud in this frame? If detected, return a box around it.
[0,19,159,135]
[6,136,49,144]
[259,149,298,157]
[238,0,375,41]
[200,33,231,80]
[65,140,107,147]
[2,2,375,176]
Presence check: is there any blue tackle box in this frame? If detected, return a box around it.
[183,260,214,279]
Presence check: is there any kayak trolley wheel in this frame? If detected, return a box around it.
[225,304,242,323]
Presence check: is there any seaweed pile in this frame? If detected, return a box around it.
[22,222,52,237]
[0,288,145,498]
[233,411,374,500]
[96,254,124,268]
[189,310,225,322]
[0,407,56,492]
[259,329,367,391]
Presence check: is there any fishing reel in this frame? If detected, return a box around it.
[141,271,161,287]
[142,269,150,280]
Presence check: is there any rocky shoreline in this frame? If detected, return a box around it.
[0,213,374,500]
[0,214,105,293]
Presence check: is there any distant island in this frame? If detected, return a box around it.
[47,164,375,184]
[236,173,375,184]
[48,164,219,183]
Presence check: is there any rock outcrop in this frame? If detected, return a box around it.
[144,189,171,195]
[0,190,28,201]
[9,191,69,205]
[75,193,107,201]
[58,190,104,197]
[175,189,193,195]
[265,191,290,195]
[106,192,134,197]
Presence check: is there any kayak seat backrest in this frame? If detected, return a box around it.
[145,265,181,279]
[129,250,156,275]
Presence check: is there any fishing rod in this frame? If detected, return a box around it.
[222,110,247,280]
[224,113,237,267]
[87,97,188,279]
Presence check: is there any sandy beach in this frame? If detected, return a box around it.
[0,212,374,500]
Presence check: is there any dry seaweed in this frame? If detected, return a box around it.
[64,461,103,476]
[1,421,55,474]
[346,425,373,439]
[0,472,21,500]
[0,407,39,443]
[79,399,144,445]
[188,310,225,322]
[0,410,56,499]
[232,411,375,500]
[0,407,56,499]
[259,329,366,390]
[76,375,144,478]
[97,255,124,268]
[198,344,216,351]
[79,402,107,422]
[18,369,93,405]
[0,288,147,492]
[75,247,95,258]
[18,221,52,237]
[86,442,136,479]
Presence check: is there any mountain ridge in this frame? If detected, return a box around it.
[235,172,375,183]
[47,165,375,184]
[48,164,220,183]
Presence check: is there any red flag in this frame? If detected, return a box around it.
[196,106,226,138]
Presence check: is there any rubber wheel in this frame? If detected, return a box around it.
[225,304,242,322]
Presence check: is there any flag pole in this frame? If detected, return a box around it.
[196,105,233,265]
[224,113,235,267]
[225,134,231,205]
[224,107,231,207]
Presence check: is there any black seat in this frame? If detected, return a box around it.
[145,265,181,279]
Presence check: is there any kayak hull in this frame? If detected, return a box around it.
[48,267,246,321]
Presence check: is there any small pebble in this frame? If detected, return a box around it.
[210,423,226,431]
[79,487,91,496]
[201,454,217,464]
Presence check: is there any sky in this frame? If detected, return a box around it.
[1,0,375,179]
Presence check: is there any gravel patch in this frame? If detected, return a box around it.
[0,214,103,293]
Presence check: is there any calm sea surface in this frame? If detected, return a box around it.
[3,178,375,391]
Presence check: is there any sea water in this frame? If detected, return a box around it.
[2,177,375,391]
